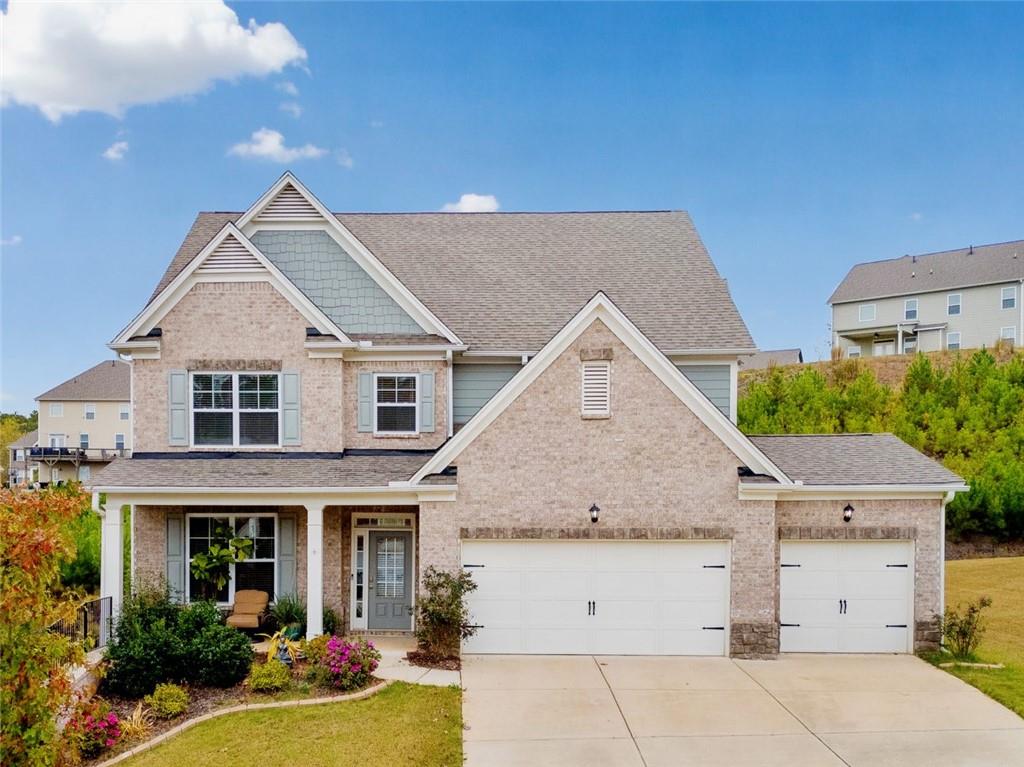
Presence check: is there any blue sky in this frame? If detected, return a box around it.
[2,2,1022,414]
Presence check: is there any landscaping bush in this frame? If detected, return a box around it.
[318,636,380,691]
[143,684,189,719]
[302,634,330,665]
[940,596,994,660]
[270,594,306,634]
[247,660,292,692]
[65,697,121,761]
[323,606,339,636]
[59,507,101,593]
[414,567,478,658]
[189,624,254,688]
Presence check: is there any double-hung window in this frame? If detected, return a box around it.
[947,332,962,351]
[374,374,418,433]
[119,404,130,421]
[1002,286,1017,310]
[49,403,63,417]
[904,299,918,321]
[858,304,876,322]
[187,514,277,603]
[947,293,962,316]
[79,433,89,450]
[191,373,280,446]
[84,403,96,420]
[1001,326,1016,343]
[115,433,126,451]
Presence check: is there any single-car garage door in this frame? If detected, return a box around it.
[780,541,914,653]
[461,540,730,655]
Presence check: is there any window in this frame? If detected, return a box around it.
[903,336,917,355]
[115,433,125,451]
[78,465,91,481]
[119,404,130,421]
[84,403,96,420]
[904,299,918,321]
[1002,286,1017,310]
[947,332,961,351]
[858,304,876,322]
[191,373,280,446]
[581,362,611,416]
[1001,327,1017,343]
[375,536,406,598]
[947,293,961,316]
[51,468,59,484]
[79,433,89,450]
[374,374,418,433]
[847,345,861,359]
[49,403,63,417]
[187,514,276,603]
[48,434,65,448]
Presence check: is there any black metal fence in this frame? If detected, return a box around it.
[52,596,113,649]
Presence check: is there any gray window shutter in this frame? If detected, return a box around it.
[166,513,185,603]
[357,372,373,432]
[281,371,301,446]
[419,372,435,433]
[168,370,188,446]
[278,513,297,599]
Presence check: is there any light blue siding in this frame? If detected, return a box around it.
[677,364,731,417]
[453,364,520,425]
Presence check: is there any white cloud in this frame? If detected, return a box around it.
[335,149,354,169]
[279,101,303,118]
[102,140,129,161]
[442,193,501,213]
[0,0,307,122]
[276,81,299,97]
[369,119,385,128]
[1,235,24,247]
[228,128,328,163]
[910,212,924,222]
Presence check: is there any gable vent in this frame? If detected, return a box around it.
[581,362,611,416]
[254,184,322,221]
[197,235,262,274]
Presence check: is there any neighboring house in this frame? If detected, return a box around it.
[7,429,39,486]
[739,348,803,370]
[35,360,132,485]
[92,173,966,659]
[830,240,1024,357]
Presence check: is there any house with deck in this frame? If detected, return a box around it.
[92,173,966,658]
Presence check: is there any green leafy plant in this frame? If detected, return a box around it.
[322,606,339,636]
[59,507,101,593]
[144,683,189,719]
[247,660,292,692]
[413,567,478,659]
[269,594,306,634]
[940,596,994,660]
[189,624,254,687]
[188,524,253,601]
[301,634,330,666]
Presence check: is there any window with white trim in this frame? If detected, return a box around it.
[903,336,917,354]
[115,433,125,451]
[858,304,876,322]
[48,434,65,448]
[79,433,89,450]
[847,345,862,359]
[187,514,277,603]
[78,465,91,481]
[119,404,130,421]
[904,299,918,321]
[191,373,280,446]
[947,332,962,351]
[1000,326,1016,343]
[84,403,96,420]
[49,403,63,417]
[374,374,418,433]
[947,293,961,316]
[1002,286,1017,310]
[581,362,611,416]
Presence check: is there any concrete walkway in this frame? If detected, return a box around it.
[462,654,1024,766]
[371,636,461,687]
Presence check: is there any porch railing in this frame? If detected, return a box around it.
[52,596,113,649]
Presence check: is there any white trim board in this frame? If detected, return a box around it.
[407,292,792,485]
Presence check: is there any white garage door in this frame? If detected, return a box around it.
[780,541,914,653]
[461,540,730,655]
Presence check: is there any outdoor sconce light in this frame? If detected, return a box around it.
[589,504,600,524]
[843,504,855,523]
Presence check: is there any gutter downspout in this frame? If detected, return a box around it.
[446,350,454,438]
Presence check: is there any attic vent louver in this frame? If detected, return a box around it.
[196,234,262,273]
[255,183,321,221]
[581,362,611,417]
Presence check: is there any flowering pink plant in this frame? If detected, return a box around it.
[318,636,380,691]
[66,698,122,758]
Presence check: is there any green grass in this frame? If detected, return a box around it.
[121,683,462,767]
[927,557,1024,717]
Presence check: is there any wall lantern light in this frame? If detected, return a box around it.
[843,503,855,523]
[589,504,600,524]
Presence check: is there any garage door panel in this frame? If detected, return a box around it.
[464,627,522,654]
[662,598,728,628]
[462,541,522,568]
[661,629,727,655]
[845,597,909,625]
[525,598,591,627]
[780,568,839,599]
[839,626,908,653]
[842,570,907,599]
[781,597,841,627]
[524,570,589,599]
[591,571,658,599]
[525,629,591,654]
[470,569,523,598]
[589,628,659,655]
[660,569,728,593]
[781,625,839,653]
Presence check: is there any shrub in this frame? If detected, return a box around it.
[176,599,223,637]
[301,634,330,666]
[144,683,189,719]
[940,596,994,660]
[414,567,478,658]
[247,660,292,692]
[322,606,339,636]
[304,664,333,689]
[1,486,88,766]
[318,636,380,691]
[65,697,121,760]
[59,508,101,593]
[270,594,306,633]
[119,702,154,741]
[189,624,254,687]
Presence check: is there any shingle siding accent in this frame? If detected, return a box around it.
[249,230,427,336]
[677,364,731,416]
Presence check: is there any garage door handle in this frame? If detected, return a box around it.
[702,626,725,631]
[780,623,800,627]
[886,564,909,568]
[463,564,486,568]
[886,624,908,628]
[703,564,726,569]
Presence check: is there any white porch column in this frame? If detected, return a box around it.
[98,494,124,645]
[305,503,325,638]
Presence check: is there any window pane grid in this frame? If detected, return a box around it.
[374,375,417,433]
[376,536,405,598]
[188,515,276,602]
[192,372,280,446]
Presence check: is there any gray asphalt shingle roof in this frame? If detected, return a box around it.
[149,210,755,353]
[749,434,964,486]
[830,240,1024,304]
[37,360,130,402]
[90,453,435,489]
[8,430,38,449]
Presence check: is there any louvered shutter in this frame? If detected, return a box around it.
[581,362,611,416]
[168,370,188,446]
[419,372,435,433]
[278,513,297,599]
[357,372,373,432]
[166,514,185,603]
[281,371,301,445]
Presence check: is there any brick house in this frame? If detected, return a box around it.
[92,173,966,658]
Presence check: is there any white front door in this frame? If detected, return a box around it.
[780,541,914,653]
[461,540,730,655]
[49,433,65,448]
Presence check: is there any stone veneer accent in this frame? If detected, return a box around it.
[778,525,917,540]
[730,622,779,658]
[460,526,734,540]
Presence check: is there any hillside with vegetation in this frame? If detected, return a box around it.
[738,348,1024,541]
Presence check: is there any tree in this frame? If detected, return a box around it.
[1,411,38,483]
[188,523,253,600]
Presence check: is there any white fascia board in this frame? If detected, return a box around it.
[108,339,161,359]
[111,223,353,345]
[410,291,792,485]
[739,482,970,501]
[663,348,758,356]
[236,172,463,346]
[96,484,458,507]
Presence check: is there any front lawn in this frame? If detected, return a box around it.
[121,682,462,767]
[929,556,1024,717]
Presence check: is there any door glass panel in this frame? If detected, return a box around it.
[376,536,405,598]
[355,535,364,619]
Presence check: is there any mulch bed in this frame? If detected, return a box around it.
[406,650,461,671]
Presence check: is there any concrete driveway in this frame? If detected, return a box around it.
[462,654,1024,766]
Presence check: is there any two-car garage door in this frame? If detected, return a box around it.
[462,540,730,655]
